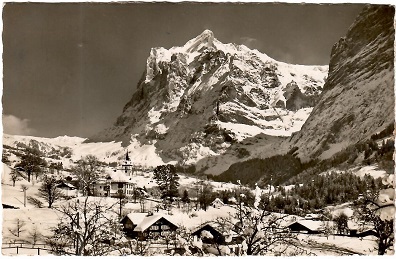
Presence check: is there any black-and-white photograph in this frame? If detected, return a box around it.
[1,1,394,256]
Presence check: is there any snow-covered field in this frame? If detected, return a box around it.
[319,164,388,179]
[2,156,380,256]
[301,234,378,255]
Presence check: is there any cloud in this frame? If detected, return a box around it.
[2,114,36,136]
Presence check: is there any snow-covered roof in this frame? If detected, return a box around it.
[347,221,375,232]
[123,213,177,232]
[211,198,224,205]
[57,182,76,189]
[108,170,131,183]
[191,222,222,235]
[287,220,331,231]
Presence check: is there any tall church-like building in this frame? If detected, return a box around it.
[120,151,133,176]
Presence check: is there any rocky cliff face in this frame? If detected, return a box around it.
[90,30,328,165]
[286,5,395,161]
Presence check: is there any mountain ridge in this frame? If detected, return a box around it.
[88,29,328,167]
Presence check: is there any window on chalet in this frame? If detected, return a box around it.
[162,225,169,230]
[125,223,134,229]
[118,183,123,188]
[150,225,159,231]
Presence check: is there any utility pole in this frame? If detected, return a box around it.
[21,185,28,207]
[118,190,125,219]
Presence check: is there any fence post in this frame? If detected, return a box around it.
[38,248,40,255]
[16,246,19,254]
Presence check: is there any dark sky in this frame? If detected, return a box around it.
[2,2,365,138]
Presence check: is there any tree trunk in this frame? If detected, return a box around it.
[378,240,386,255]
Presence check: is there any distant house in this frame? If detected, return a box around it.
[56,182,76,190]
[192,222,244,255]
[357,229,377,238]
[56,182,77,197]
[93,170,135,198]
[120,212,178,240]
[287,220,330,234]
[211,198,224,208]
[347,221,376,237]
[304,213,321,220]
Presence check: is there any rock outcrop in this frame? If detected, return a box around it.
[286,5,395,161]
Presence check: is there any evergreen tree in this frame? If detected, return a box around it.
[333,213,349,235]
[15,146,47,182]
[181,189,190,203]
[153,164,180,200]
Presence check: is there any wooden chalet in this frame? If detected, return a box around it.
[211,198,225,208]
[56,182,77,197]
[347,221,377,237]
[287,220,329,234]
[192,223,226,244]
[120,212,178,240]
[192,222,244,255]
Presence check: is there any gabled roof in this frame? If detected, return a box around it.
[211,198,224,205]
[108,170,131,183]
[192,222,223,236]
[121,213,177,232]
[347,221,375,233]
[287,220,331,232]
[191,221,235,237]
[57,182,76,189]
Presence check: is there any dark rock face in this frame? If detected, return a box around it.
[287,5,395,161]
[89,30,327,165]
[284,81,315,111]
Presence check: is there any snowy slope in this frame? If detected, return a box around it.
[2,133,166,169]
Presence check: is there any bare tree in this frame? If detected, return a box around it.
[10,171,20,187]
[28,225,42,247]
[117,239,152,256]
[71,155,102,196]
[8,218,26,238]
[38,175,63,208]
[225,187,313,256]
[173,225,205,256]
[48,197,121,256]
[354,178,394,255]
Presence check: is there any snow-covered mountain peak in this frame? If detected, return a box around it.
[182,29,216,53]
[92,29,329,167]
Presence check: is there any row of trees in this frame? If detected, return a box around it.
[267,172,383,214]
